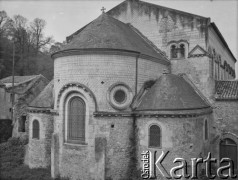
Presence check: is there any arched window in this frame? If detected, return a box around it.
[67,96,85,143]
[179,44,185,58]
[149,125,161,148]
[19,115,27,132]
[204,120,208,140]
[32,120,39,139]
[220,138,237,169]
[171,45,177,59]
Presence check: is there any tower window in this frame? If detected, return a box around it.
[171,45,177,59]
[179,44,185,58]
[149,125,161,148]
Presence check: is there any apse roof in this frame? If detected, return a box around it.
[29,80,54,108]
[61,13,168,62]
[136,73,210,111]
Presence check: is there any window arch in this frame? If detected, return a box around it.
[220,138,237,169]
[149,124,161,148]
[204,119,208,140]
[170,45,177,59]
[178,44,185,58]
[67,96,86,144]
[32,120,39,139]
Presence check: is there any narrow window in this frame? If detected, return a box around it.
[18,115,27,132]
[179,44,185,58]
[220,138,237,169]
[171,45,177,59]
[32,120,39,139]
[204,120,208,140]
[149,125,161,148]
[67,97,85,143]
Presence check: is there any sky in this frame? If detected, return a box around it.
[0,0,238,73]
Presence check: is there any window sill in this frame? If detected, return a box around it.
[170,57,186,60]
[63,142,88,150]
[148,146,162,150]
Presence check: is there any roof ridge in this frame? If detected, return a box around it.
[137,0,209,19]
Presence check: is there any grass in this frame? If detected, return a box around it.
[0,137,54,180]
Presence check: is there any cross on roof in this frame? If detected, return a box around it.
[101,7,106,13]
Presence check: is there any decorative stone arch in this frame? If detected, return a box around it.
[56,82,98,111]
[212,49,216,58]
[167,40,189,59]
[58,83,96,145]
[219,132,238,169]
[177,41,188,59]
[107,82,133,110]
[168,43,177,59]
[224,61,227,70]
[207,46,212,57]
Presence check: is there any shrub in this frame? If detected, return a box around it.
[0,119,12,143]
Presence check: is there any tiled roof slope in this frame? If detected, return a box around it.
[136,73,210,111]
[62,13,169,63]
[215,80,238,100]
[1,75,37,84]
[29,80,54,108]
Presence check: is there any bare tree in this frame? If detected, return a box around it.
[0,11,11,38]
[30,18,53,54]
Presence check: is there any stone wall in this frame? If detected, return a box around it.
[53,80,135,179]
[208,27,236,80]
[171,56,215,102]
[211,101,238,162]
[136,114,212,179]
[54,54,169,112]
[108,0,215,102]
[108,0,209,56]
[28,112,53,168]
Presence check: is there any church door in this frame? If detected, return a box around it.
[220,138,237,170]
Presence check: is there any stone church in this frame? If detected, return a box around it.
[25,0,238,179]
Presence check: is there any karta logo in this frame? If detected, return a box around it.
[141,151,237,179]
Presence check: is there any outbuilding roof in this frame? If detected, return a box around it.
[136,73,210,111]
[215,80,238,100]
[1,75,38,84]
[29,80,54,108]
[60,13,168,63]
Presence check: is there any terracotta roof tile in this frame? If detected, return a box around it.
[215,80,238,100]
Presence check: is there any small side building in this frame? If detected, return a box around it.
[27,81,54,168]
[0,75,49,138]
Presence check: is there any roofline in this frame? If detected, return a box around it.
[1,74,43,85]
[135,106,211,112]
[209,22,237,63]
[215,98,238,101]
[107,0,209,20]
[94,107,212,117]
[51,48,170,66]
